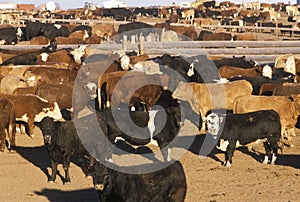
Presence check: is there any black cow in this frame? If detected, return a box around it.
[117,21,153,42]
[40,23,70,40]
[91,160,187,202]
[206,110,282,167]
[229,75,272,95]
[243,16,260,24]
[0,27,18,45]
[35,117,92,184]
[25,21,43,40]
[72,25,92,36]
[213,56,257,68]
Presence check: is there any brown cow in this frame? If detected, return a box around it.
[218,66,262,78]
[36,49,78,70]
[30,36,49,45]
[99,71,169,110]
[233,95,300,147]
[172,80,253,131]
[0,94,62,137]
[23,67,77,87]
[12,86,38,95]
[203,32,232,41]
[34,83,74,110]
[0,98,16,152]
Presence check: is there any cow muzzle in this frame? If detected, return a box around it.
[95,183,105,191]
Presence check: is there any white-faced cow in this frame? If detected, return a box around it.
[206,110,282,167]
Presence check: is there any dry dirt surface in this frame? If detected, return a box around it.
[0,119,300,202]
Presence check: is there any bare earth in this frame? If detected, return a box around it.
[0,119,300,202]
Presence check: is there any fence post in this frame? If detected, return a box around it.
[123,35,127,52]
[139,35,145,55]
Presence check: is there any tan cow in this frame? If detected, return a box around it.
[233,95,300,147]
[172,80,253,131]
[181,9,195,24]
[92,23,115,40]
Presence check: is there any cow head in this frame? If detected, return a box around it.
[205,112,221,138]
[34,102,62,122]
[34,116,57,145]
[262,65,273,79]
[84,82,97,99]
[40,52,49,62]
[70,45,87,64]
[16,27,23,41]
[120,55,130,71]
[91,162,113,198]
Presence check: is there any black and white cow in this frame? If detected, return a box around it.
[91,160,187,202]
[99,106,182,162]
[206,110,282,167]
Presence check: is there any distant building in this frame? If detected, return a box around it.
[101,0,128,8]
[0,2,17,10]
[179,1,192,8]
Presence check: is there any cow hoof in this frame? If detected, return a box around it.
[64,181,71,185]
[289,144,295,148]
[262,160,268,164]
[48,180,55,184]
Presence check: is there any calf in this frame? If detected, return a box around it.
[91,160,186,202]
[35,117,91,183]
[206,110,282,167]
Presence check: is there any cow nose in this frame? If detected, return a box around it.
[95,184,105,191]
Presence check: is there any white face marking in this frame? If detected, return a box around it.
[54,24,62,29]
[120,55,130,71]
[187,63,194,77]
[71,47,86,64]
[262,65,272,79]
[26,76,37,87]
[34,102,62,122]
[40,53,49,62]
[206,113,220,137]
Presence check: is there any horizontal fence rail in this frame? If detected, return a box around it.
[1,41,300,63]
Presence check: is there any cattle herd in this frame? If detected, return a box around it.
[0,0,300,201]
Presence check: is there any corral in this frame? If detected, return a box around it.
[0,1,300,202]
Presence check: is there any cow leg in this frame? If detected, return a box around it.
[49,159,58,183]
[263,141,272,164]
[7,124,16,151]
[28,117,35,138]
[224,140,236,167]
[63,153,71,184]
[0,131,5,152]
[160,147,171,162]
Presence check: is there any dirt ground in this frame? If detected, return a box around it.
[0,119,300,202]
